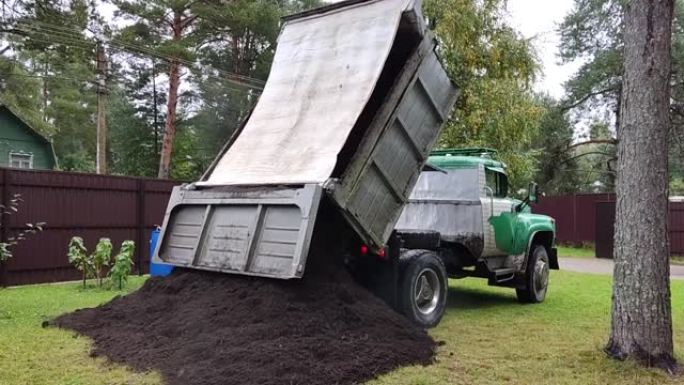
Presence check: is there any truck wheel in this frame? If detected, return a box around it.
[516,245,549,303]
[399,250,448,328]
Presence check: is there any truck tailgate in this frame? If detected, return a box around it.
[153,185,322,279]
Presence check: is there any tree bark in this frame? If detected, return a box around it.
[158,11,183,179]
[605,0,677,373]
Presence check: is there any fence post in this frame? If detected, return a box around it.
[136,179,145,276]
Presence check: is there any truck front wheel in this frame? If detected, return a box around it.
[516,245,550,303]
[399,250,448,328]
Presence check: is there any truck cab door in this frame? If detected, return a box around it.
[480,167,518,256]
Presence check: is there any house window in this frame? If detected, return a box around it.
[9,152,33,169]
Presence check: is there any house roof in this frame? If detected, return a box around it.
[0,103,58,167]
[0,104,52,144]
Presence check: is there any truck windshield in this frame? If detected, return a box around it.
[410,168,480,201]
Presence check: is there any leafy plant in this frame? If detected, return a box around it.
[67,237,92,288]
[109,240,135,290]
[91,238,113,287]
[0,194,45,263]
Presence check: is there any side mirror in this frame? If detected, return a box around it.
[528,182,539,204]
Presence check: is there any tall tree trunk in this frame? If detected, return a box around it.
[605,0,677,373]
[158,12,183,179]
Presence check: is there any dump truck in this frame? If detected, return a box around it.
[394,148,558,324]
[153,0,557,328]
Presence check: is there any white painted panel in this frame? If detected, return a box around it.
[481,198,513,257]
[203,0,410,185]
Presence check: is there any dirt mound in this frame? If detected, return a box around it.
[53,264,436,385]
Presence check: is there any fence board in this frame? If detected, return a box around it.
[533,194,684,257]
[0,168,178,286]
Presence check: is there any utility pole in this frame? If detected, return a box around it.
[95,42,108,174]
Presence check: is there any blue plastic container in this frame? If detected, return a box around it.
[150,227,173,277]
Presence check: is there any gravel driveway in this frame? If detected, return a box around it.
[560,257,684,280]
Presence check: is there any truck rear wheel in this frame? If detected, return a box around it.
[399,250,448,328]
[516,245,549,303]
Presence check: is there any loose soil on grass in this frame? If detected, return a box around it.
[52,237,437,385]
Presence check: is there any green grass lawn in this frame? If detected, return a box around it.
[557,245,596,258]
[1,272,683,385]
[558,245,684,265]
[0,277,161,385]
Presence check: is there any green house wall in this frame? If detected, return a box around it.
[0,107,56,170]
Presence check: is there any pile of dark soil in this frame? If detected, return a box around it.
[53,259,436,384]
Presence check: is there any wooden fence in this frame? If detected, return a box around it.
[0,168,178,286]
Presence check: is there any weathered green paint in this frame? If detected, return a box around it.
[489,210,556,255]
[0,106,56,170]
[430,147,556,258]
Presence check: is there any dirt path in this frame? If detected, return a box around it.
[560,257,684,280]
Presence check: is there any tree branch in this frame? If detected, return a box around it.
[559,151,615,164]
[566,139,618,151]
[181,15,198,30]
[561,86,618,111]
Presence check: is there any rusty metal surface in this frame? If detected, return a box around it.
[0,168,178,286]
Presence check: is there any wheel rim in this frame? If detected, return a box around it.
[533,257,549,298]
[414,267,441,315]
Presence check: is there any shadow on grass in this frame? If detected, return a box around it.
[446,285,519,310]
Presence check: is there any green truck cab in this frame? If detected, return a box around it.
[394,147,558,323]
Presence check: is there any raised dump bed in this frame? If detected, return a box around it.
[153,0,458,280]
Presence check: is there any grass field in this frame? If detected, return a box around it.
[558,245,684,265]
[557,245,596,258]
[1,272,683,385]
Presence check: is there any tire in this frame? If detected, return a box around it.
[516,245,550,303]
[398,250,448,328]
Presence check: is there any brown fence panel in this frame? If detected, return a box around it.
[533,193,615,244]
[595,202,616,258]
[535,194,683,256]
[0,168,178,286]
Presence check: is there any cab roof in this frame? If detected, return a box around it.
[428,148,506,170]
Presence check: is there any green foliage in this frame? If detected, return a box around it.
[67,236,91,288]
[671,177,684,196]
[425,0,543,191]
[91,238,113,287]
[533,98,581,194]
[109,240,135,290]
[108,88,159,177]
[559,0,684,193]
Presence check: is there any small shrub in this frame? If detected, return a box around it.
[92,238,113,287]
[68,237,92,288]
[109,240,135,290]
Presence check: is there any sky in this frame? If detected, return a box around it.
[506,0,582,99]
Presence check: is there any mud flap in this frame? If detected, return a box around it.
[549,247,559,270]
